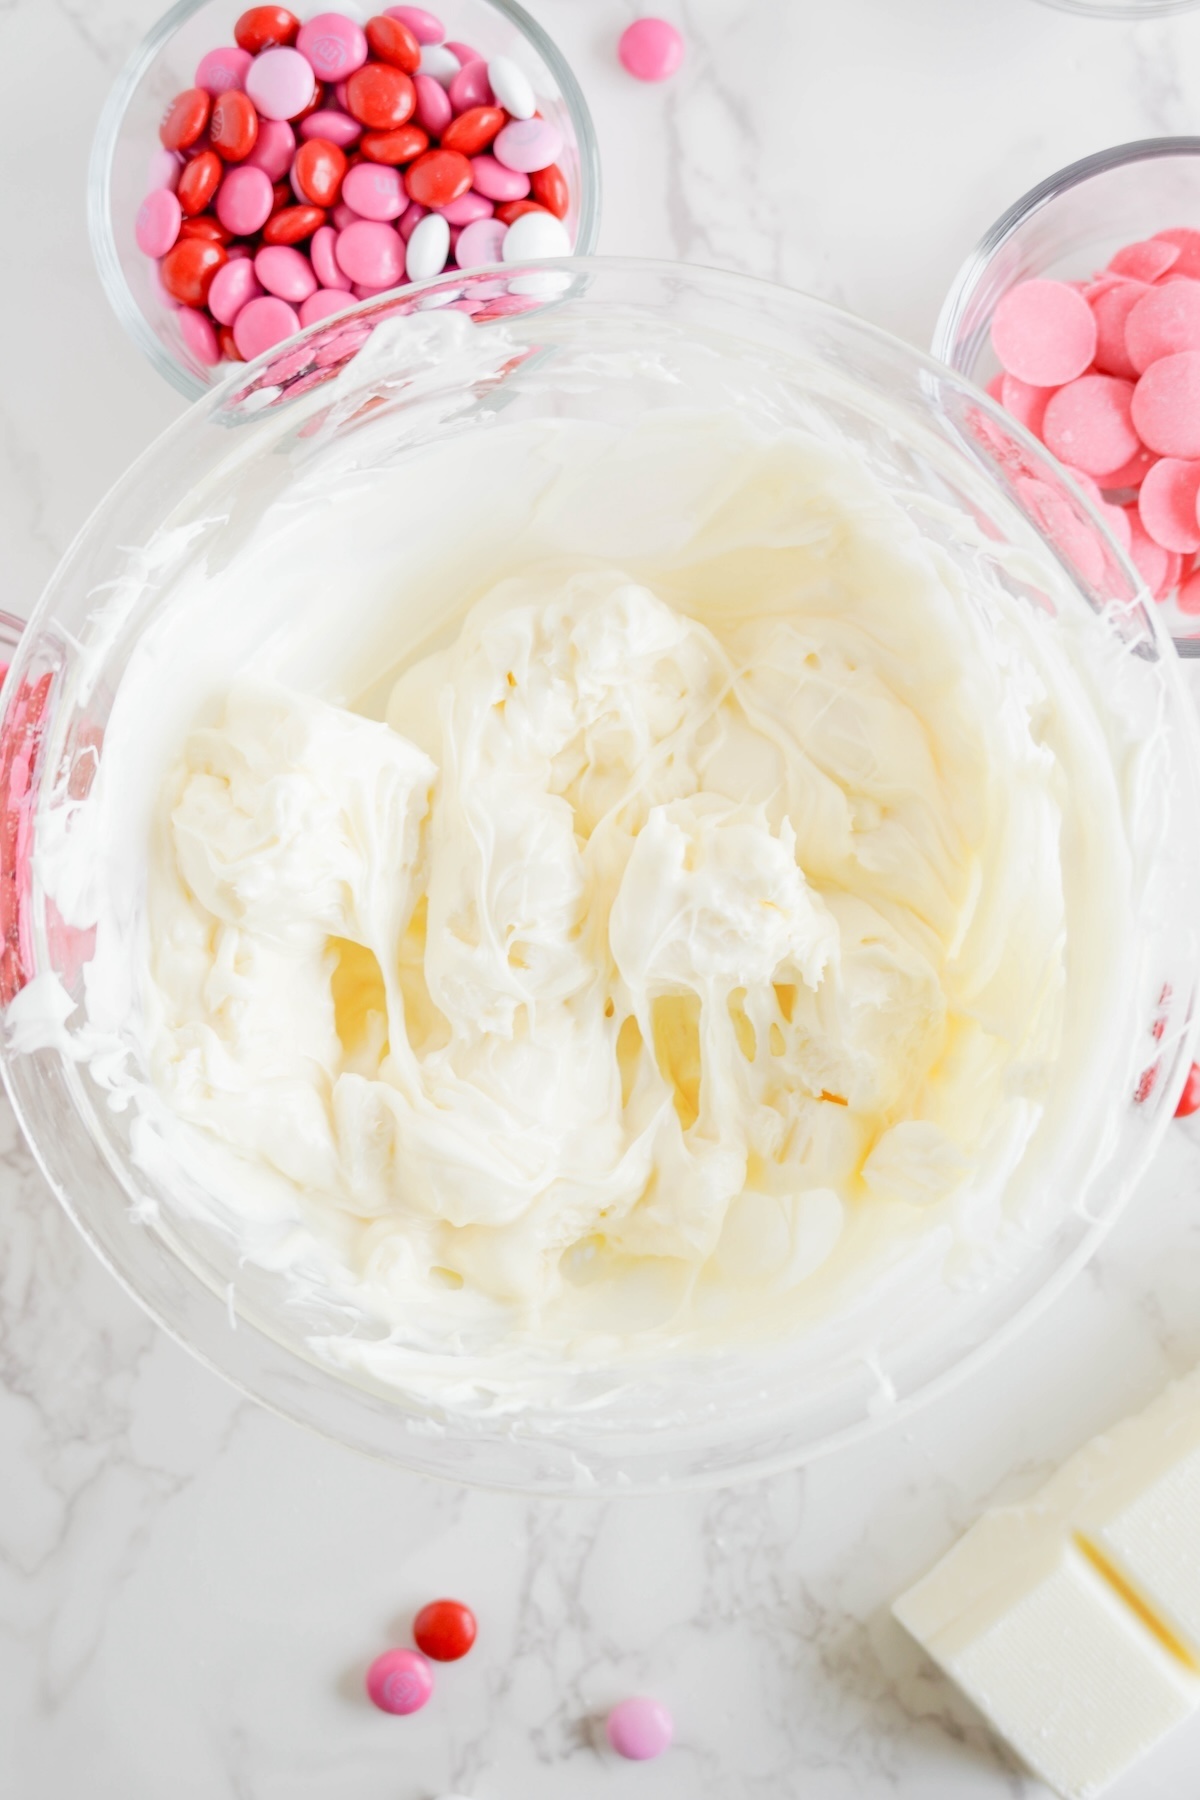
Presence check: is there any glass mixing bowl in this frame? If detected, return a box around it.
[88,0,601,400]
[1035,0,1200,14]
[4,259,1199,1493]
[933,138,1200,652]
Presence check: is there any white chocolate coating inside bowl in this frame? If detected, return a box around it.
[20,345,1150,1411]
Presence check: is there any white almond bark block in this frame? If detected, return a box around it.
[894,1369,1200,1799]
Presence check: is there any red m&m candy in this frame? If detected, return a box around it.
[529,161,568,219]
[412,1598,477,1662]
[160,87,212,151]
[160,236,227,307]
[359,124,428,164]
[210,90,260,160]
[234,6,301,53]
[1176,1062,1200,1117]
[365,14,422,73]
[261,204,326,244]
[441,105,505,158]
[177,149,223,216]
[346,62,417,129]
[405,147,471,207]
[293,136,347,206]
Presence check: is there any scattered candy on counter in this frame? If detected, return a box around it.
[617,17,684,82]
[138,5,576,369]
[413,1597,478,1662]
[359,1593,673,1766]
[605,1696,675,1761]
[365,1596,477,1715]
[1176,1062,1200,1117]
[365,1646,435,1715]
[986,230,1200,613]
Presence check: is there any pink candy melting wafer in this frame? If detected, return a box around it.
[1103,443,1155,490]
[1107,238,1180,284]
[1042,374,1140,476]
[1000,372,1054,438]
[991,279,1096,387]
[1132,350,1200,458]
[1090,280,1148,381]
[1153,228,1200,279]
[1124,279,1200,374]
[1137,455,1200,551]
[1126,508,1181,596]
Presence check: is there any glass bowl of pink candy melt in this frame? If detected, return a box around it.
[88,0,600,400]
[934,138,1200,649]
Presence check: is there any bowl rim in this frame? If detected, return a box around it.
[87,0,603,403]
[932,134,1200,658]
[1036,0,1200,15]
[7,253,1200,1492]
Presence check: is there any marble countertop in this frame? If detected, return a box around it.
[6,1,1200,1794]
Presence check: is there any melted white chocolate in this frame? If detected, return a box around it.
[19,397,1150,1391]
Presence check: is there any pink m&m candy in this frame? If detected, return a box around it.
[493,117,562,174]
[385,7,446,44]
[245,45,317,121]
[455,217,507,268]
[438,189,493,226]
[300,108,361,148]
[136,187,183,257]
[179,305,221,366]
[469,154,529,202]
[413,72,453,135]
[233,293,302,358]
[618,17,684,82]
[216,163,275,235]
[991,279,1097,388]
[342,161,409,220]
[311,223,352,289]
[606,1697,674,1761]
[448,60,492,113]
[365,1648,434,1716]
[334,218,405,286]
[208,255,264,323]
[297,12,368,81]
[299,287,352,326]
[255,243,318,301]
[244,116,297,179]
[146,145,183,192]
[196,45,254,94]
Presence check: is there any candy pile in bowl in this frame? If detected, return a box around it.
[985,228,1200,625]
[137,5,574,367]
